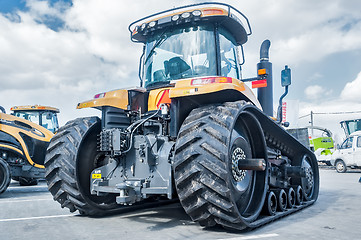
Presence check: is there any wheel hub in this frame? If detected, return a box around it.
[302,158,314,196]
[336,162,344,172]
[306,168,314,190]
[232,147,247,182]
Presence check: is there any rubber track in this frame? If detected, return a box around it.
[174,101,250,230]
[173,100,319,230]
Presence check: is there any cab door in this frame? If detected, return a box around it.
[353,136,361,166]
[339,137,354,165]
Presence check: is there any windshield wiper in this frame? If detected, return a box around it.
[144,28,169,64]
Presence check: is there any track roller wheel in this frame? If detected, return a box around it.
[0,158,11,194]
[275,189,287,212]
[263,191,277,216]
[287,187,296,208]
[295,185,303,205]
[45,117,119,215]
[173,101,268,230]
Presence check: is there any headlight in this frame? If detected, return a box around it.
[181,12,191,19]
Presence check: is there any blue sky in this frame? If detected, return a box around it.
[0,0,26,13]
[1,0,361,141]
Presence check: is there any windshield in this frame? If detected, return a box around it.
[343,119,361,136]
[143,24,217,88]
[14,111,59,133]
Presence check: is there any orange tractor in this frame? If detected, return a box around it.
[44,3,319,230]
[0,105,59,193]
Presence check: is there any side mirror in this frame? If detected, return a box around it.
[281,65,291,87]
[236,46,245,65]
[276,65,291,124]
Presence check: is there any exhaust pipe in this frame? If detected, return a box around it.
[257,40,273,116]
[260,39,271,61]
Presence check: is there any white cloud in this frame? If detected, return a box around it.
[298,72,361,142]
[304,85,332,100]
[26,0,65,18]
[340,71,361,102]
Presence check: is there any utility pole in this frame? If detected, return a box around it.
[310,111,314,136]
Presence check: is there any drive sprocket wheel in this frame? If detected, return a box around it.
[173,101,268,230]
[44,117,119,215]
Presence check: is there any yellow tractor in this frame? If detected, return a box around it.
[0,105,59,193]
[44,3,319,230]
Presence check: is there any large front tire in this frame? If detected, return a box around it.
[0,158,11,194]
[44,117,119,215]
[173,101,268,230]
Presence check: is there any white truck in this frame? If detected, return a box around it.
[331,131,361,173]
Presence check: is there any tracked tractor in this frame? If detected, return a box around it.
[45,3,319,230]
[0,105,59,193]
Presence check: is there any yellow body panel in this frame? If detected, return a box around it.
[169,78,262,109]
[148,88,172,111]
[0,113,53,168]
[77,89,129,110]
[0,143,23,156]
[11,105,59,113]
[77,78,261,111]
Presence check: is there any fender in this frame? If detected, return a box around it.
[77,87,147,110]
[148,77,262,111]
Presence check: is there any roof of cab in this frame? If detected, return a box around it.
[350,131,361,137]
[10,105,60,113]
[129,2,251,45]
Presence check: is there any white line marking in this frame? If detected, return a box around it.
[218,233,279,240]
[0,214,74,222]
[0,198,51,203]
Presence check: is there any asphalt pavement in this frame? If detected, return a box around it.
[0,168,360,240]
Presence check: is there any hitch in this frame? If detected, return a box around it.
[116,180,143,205]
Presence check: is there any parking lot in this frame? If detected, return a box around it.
[1,168,360,240]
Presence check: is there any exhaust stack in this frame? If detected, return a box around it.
[257,40,273,116]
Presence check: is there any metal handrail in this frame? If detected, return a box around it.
[128,2,252,41]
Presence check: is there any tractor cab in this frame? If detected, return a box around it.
[129,3,251,89]
[340,119,361,138]
[10,105,60,133]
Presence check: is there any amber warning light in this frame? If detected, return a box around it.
[191,77,232,85]
[94,93,106,99]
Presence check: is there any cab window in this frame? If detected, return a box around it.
[14,111,40,125]
[357,137,361,148]
[219,27,239,79]
[143,24,216,88]
[341,137,354,149]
